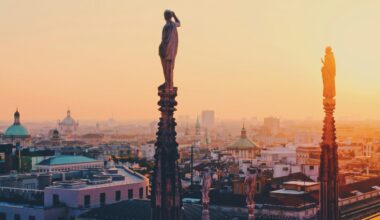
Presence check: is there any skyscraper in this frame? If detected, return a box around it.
[201,110,215,128]
[263,117,280,135]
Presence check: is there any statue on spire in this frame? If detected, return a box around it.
[319,46,340,220]
[159,10,181,91]
[321,46,336,99]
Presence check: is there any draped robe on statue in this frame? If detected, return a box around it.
[159,21,179,89]
[321,48,336,99]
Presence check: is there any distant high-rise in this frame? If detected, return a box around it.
[263,117,280,135]
[201,110,215,128]
[195,117,201,136]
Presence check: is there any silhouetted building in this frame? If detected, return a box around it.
[263,117,280,135]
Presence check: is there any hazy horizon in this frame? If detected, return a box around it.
[2,1,380,121]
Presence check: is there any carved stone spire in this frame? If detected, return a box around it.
[319,46,340,220]
[151,86,182,220]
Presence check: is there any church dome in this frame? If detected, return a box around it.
[60,110,77,125]
[4,110,29,137]
[4,125,29,137]
[227,125,259,150]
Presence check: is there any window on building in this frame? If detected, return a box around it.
[100,193,106,205]
[14,214,21,220]
[282,167,289,171]
[139,187,144,199]
[0,153,5,162]
[84,195,91,208]
[0,212,5,220]
[53,194,60,206]
[128,189,133,199]
[309,165,314,170]
[29,216,36,220]
[146,186,149,196]
[115,191,121,201]
[24,183,36,189]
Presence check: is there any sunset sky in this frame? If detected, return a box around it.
[1,1,380,122]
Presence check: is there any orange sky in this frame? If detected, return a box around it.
[1,1,380,122]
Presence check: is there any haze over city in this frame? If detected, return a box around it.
[2,0,380,121]
[2,1,380,220]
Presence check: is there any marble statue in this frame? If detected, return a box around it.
[202,172,211,205]
[159,10,181,91]
[244,174,256,206]
[201,172,211,220]
[321,46,336,99]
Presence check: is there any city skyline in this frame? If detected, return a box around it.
[2,1,380,121]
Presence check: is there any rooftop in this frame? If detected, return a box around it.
[284,181,319,187]
[271,189,306,195]
[37,155,99,166]
[46,166,146,190]
[271,172,314,185]
[340,177,380,199]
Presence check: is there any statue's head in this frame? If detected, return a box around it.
[164,10,173,21]
[325,46,332,54]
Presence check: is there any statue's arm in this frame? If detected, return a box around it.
[172,12,181,27]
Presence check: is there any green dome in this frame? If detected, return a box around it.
[4,124,29,137]
[227,126,259,150]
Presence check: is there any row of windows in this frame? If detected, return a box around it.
[83,188,144,207]
[51,185,148,211]
[38,164,103,173]
[51,187,146,209]
[0,213,35,220]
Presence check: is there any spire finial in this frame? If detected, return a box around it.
[241,123,247,138]
[14,108,21,125]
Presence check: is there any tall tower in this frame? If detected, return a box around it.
[319,46,340,220]
[195,116,201,136]
[151,86,182,220]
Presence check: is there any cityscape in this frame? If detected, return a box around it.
[1,1,380,220]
